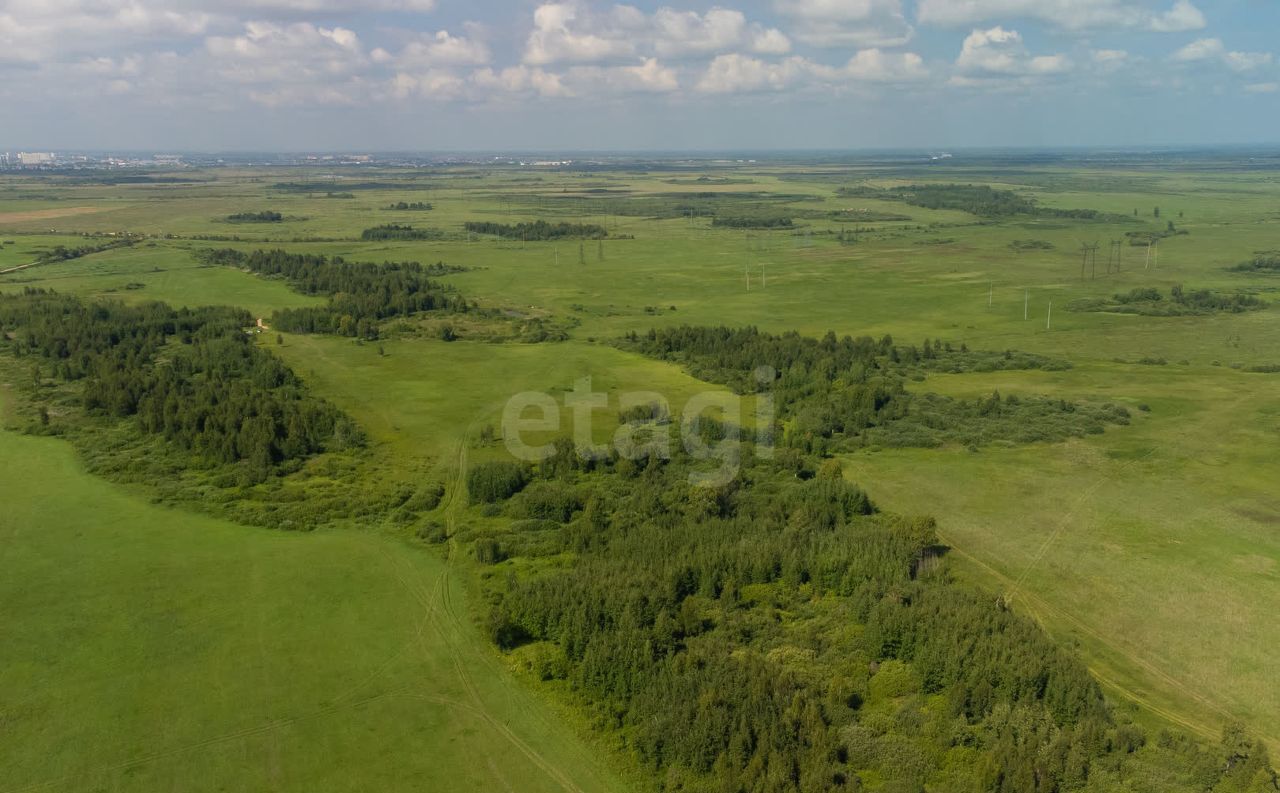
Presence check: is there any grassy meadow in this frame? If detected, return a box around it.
[1,154,1278,784]
[0,407,632,793]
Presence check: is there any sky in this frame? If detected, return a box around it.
[0,0,1277,152]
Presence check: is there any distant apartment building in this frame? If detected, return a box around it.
[18,152,55,166]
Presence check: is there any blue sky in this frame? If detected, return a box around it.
[0,0,1276,151]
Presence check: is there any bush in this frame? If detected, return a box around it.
[467,461,530,504]
[416,521,448,543]
[507,481,581,522]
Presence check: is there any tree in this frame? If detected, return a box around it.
[1154,206,1161,218]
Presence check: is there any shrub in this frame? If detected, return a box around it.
[467,461,530,504]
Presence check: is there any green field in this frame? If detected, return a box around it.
[2,156,1278,784]
[0,409,632,793]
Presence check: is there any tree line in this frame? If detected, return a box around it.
[711,215,794,229]
[1075,285,1266,317]
[360,224,444,241]
[620,325,1123,454]
[197,248,469,339]
[838,184,1102,220]
[463,220,608,240]
[0,289,362,483]
[1229,253,1280,273]
[36,238,136,264]
[226,210,283,223]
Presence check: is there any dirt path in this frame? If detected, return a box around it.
[0,260,40,276]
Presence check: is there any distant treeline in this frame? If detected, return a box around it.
[198,248,467,339]
[838,184,1103,219]
[360,224,444,241]
[0,289,361,481]
[1073,285,1266,316]
[1230,252,1280,273]
[1010,238,1055,252]
[386,202,432,211]
[463,220,608,240]
[226,210,283,223]
[272,181,435,193]
[36,238,135,264]
[622,326,1126,453]
[710,215,793,229]
[1125,228,1187,246]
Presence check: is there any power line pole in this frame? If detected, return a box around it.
[1046,300,1052,331]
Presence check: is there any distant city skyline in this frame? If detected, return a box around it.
[1,1,1277,151]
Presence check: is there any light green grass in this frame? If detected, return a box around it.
[1,162,1278,762]
[0,417,631,793]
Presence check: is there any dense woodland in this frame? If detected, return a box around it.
[622,326,1125,453]
[711,215,795,229]
[0,289,361,482]
[467,442,1276,793]
[837,185,1102,220]
[198,248,468,338]
[463,220,608,240]
[1230,253,1280,273]
[226,210,283,223]
[1072,286,1266,316]
[360,224,444,241]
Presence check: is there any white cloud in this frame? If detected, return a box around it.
[1148,0,1206,33]
[918,0,1206,33]
[751,27,792,56]
[523,3,638,65]
[388,69,467,100]
[522,3,789,65]
[651,7,790,57]
[1223,51,1273,73]
[204,21,372,104]
[472,64,571,97]
[565,58,680,93]
[215,0,436,12]
[1173,38,1272,72]
[772,0,913,47]
[1244,82,1278,94]
[1090,48,1132,73]
[696,53,809,93]
[236,0,434,10]
[1172,37,1223,61]
[696,48,927,94]
[395,30,490,68]
[0,0,445,65]
[954,26,1071,78]
[0,0,214,63]
[818,49,928,82]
